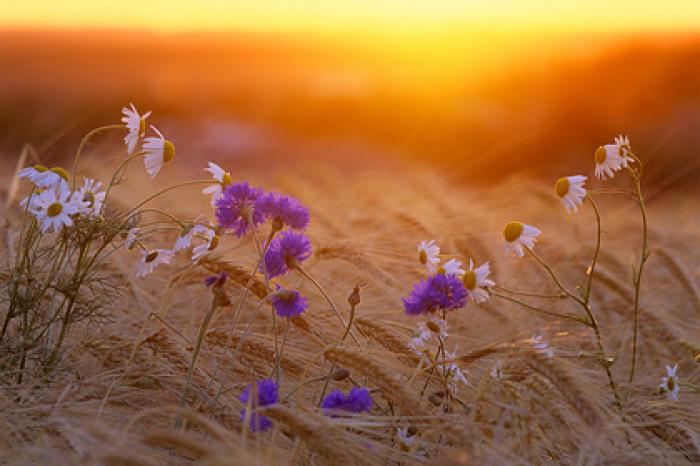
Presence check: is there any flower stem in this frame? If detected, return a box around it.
[71,124,124,190]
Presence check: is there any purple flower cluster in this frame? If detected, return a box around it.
[215,182,264,237]
[321,387,373,415]
[215,182,310,238]
[271,285,308,318]
[403,273,468,316]
[263,231,312,279]
[239,379,278,432]
[256,192,310,231]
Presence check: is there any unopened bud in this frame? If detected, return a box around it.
[348,284,361,307]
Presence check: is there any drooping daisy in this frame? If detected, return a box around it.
[173,226,195,251]
[503,221,541,258]
[613,134,634,168]
[438,258,465,277]
[443,348,468,389]
[32,182,82,233]
[135,249,173,277]
[202,162,233,207]
[255,192,310,231]
[121,103,151,154]
[659,364,679,401]
[555,175,587,213]
[239,379,278,432]
[191,225,219,261]
[529,334,554,359]
[463,259,495,303]
[20,165,69,189]
[125,227,140,250]
[403,273,468,316]
[321,387,372,415]
[262,231,313,279]
[418,240,440,273]
[73,178,105,216]
[142,125,175,179]
[215,182,265,237]
[271,285,308,318]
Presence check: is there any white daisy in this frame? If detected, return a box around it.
[142,125,175,179]
[594,136,634,180]
[173,226,195,252]
[529,334,554,359]
[121,103,151,154]
[135,249,173,278]
[126,227,140,250]
[443,348,468,390]
[417,314,448,341]
[191,224,219,261]
[503,221,541,258]
[554,175,587,213]
[659,364,679,401]
[438,258,465,277]
[202,162,232,207]
[73,178,105,216]
[20,165,69,189]
[32,183,81,233]
[614,134,634,168]
[18,164,50,184]
[418,240,440,273]
[463,259,495,303]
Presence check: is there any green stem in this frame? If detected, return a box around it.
[583,196,602,305]
[625,162,649,401]
[491,291,583,323]
[176,295,218,428]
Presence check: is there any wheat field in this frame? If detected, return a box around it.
[0,140,698,466]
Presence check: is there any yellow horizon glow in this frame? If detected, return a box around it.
[1,0,699,34]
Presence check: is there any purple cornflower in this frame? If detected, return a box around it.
[204,271,228,287]
[271,285,308,318]
[239,379,278,432]
[403,273,468,316]
[321,387,373,415]
[215,182,264,237]
[256,192,310,231]
[263,231,312,279]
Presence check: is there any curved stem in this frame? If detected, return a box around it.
[71,124,124,189]
[491,291,583,323]
[625,164,649,402]
[118,180,214,220]
[296,265,359,344]
[526,248,584,306]
[583,196,602,305]
[494,285,567,300]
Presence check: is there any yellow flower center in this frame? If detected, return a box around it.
[145,251,159,263]
[208,235,220,251]
[436,266,445,275]
[503,221,523,242]
[594,146,606,164]
[555,177,570,198]
[419,249,428,265]
[667,376,675,391]
[47,202,63,217]
[163,140,175,163]
[463,270,476,290]
[221,172,232,186]
[83,191,95,206]
[51,166,69,181]
[139,118,147,136]
[33,164,48,172]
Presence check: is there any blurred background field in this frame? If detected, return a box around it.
[1,26,698,191]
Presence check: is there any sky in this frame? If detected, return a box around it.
[1,0,699,34]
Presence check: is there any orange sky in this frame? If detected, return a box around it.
[2,1,699,34]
